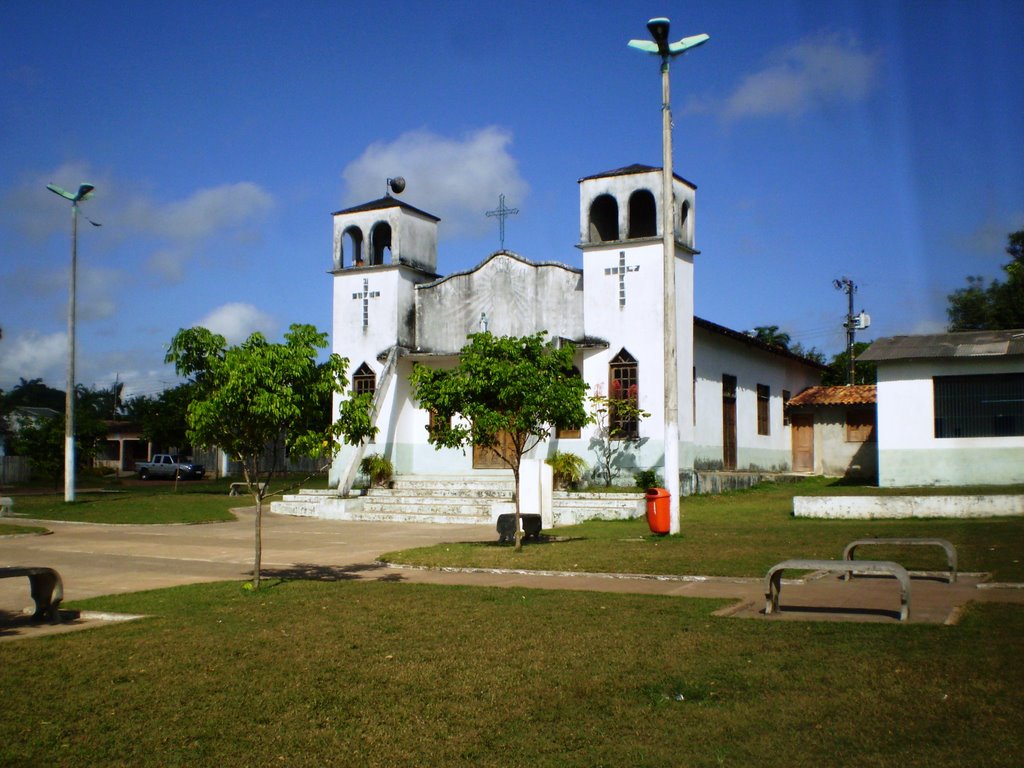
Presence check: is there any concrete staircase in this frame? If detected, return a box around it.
[271,474,514,525]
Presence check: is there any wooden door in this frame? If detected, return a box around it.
[722,375,737,470]
[473,430,515,469]
[791,414,814,473]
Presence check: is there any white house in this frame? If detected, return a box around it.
[325,164,824,494]
[859,329,1024,487]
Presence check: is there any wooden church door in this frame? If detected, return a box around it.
[472,430,515,469]
[722,375,737,470]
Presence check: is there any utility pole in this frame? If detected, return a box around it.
[833,277,870,385]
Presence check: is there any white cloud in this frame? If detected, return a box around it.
[196,302,277,345]
[694,34,879,122]
[0,163,275,285]
[0,330,67,389]
[341,127,529,239]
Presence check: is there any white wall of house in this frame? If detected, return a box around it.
[876,357,1024,486]
[693,327,820,472]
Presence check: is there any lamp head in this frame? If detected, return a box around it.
[647,17,671,54]
[75,184,95,202]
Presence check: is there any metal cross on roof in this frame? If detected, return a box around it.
[485,193,519,250]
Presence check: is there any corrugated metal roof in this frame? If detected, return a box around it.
[787,385,876,407]
[859,329,1024,362]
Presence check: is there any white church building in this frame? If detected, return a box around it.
[324,163,824,497]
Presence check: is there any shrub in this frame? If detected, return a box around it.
[633,468,661,490]
[546,451,588,490]
[359,454,394,488]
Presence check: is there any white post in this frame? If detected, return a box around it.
[660,60,681,534]
[64,201,78,503]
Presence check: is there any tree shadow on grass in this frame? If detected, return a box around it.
[260,562,407,587]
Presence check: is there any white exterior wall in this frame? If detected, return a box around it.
[693,326,821,471]
[876,357,1024,487]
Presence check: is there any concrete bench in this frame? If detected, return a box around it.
[496,513,542,544]
[765,558,911,622]
[843,537,958,583]
[229,482,268,496]
[0,566,64,623]
[0,497,13,517]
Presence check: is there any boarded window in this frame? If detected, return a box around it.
[933,373,1024,438]
[757,384,770,436]
[846,409,876,442]
[609,349,639,440]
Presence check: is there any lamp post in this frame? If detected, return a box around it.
[47,182,95,503]
[629,18,708,535]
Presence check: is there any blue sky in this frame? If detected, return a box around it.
[2,1,1022,399]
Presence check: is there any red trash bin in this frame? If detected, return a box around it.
[645,487,671,534]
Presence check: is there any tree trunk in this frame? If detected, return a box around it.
[253,494,262,589]
[512,465,523,552]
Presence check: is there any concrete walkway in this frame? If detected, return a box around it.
[2,509,1023,640]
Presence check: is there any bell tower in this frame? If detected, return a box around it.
[577,163,699,471]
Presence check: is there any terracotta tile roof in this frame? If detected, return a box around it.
[787,385,876,407]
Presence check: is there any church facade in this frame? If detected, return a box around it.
[328,164,824,491]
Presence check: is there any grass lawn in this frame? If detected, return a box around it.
[1,580,1021,767]
[2,473,332,525]
[382,478,1024,582]
[0,522,48,536]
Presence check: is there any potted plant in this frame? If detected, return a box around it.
[359,453,394,488]
[545,451,587,490]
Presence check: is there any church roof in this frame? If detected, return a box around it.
[332,196,441,222]
[695,317,829,370]
[859,329,1024,362]
[787,385,876,407]
[415,249,581,291]
[578,163,696,190]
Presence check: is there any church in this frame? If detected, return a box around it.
[326,163,824,495]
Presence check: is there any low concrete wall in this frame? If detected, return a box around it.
[794,495,1024,519]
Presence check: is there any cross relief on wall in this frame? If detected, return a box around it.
[604,250,639,307]
[352,278,380,328]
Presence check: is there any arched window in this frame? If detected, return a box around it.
[627,189,657,238]
[588,194,619,242]
[370,222,392,265]
[679,200,690,242]
[352,362,376,397]
[343,226,364,268]
[608,349,639,439]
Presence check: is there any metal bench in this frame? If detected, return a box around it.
[0,566,64,623]
[843,537,958,583]
[0,497,13,517]
[765,559,911,622]
[496,513,542,544]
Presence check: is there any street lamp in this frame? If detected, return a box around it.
[629,18,708,535]
[47,182,96,503]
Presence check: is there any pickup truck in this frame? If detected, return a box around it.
[136,454,205,480]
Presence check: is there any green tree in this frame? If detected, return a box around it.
[587,392,650,487]
[752,325,792,349]
[166,323,375,588]
[123,383,196,451]
[821,342,876,386]
[409,332,588,551]
[1,378,65,411]
[10,414,64,488]
[947,228,1024,331]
